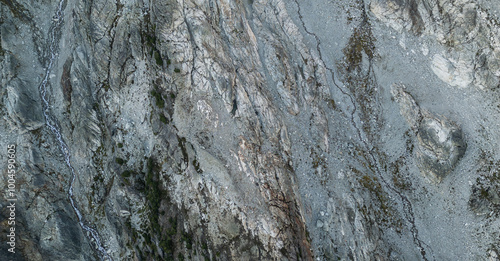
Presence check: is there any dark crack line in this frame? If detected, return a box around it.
[292,1,432,260]
[183,12,200,90]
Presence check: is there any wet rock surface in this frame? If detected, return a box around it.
[0,0,499,260]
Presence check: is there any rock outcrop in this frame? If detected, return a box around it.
[392,84,466,183]
[469,151,500,216]
[1,0,499,260]
[371,0,500,89]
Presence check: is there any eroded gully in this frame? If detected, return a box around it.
[37,1,112,260]
[291,0,432,260]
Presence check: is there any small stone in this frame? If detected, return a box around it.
[489,249,498,261]
[119,210,130,217]
[316,220,324,228]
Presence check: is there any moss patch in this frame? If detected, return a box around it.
[159,113,169,124]
[342,25,375,73]
[352,166,404,233]
[192,159,202,174]
[390,156,412,192]
[0,0,33,22]
[154,50,163,66]
[469,150,500,216]
[115,157,126,165]
[121,170,133,178]
[338,19,380,138]
[151,89,165,109]
[134,157,204,260]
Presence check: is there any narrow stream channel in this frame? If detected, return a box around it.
[37,1,112,260]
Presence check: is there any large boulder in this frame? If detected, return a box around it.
[392,84,466,183]
[416,112,467,183]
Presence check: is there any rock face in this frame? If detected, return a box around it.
[416,112,466,183]
[1,0,500,260]
[371,0,500,89]
[392,84,466,183]
[469,151,500,216]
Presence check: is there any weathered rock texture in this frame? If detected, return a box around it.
[371,0,500,89]
[392,84,466,183]
[0,0,499,260]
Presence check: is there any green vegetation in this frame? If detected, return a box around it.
[192,159,202,174]
[121,170,133,178]
[342,25,375,72]
[339,20,379,136]
[145,34,157,49]
[93,173,104,182]
[1,0,32,22]
[177,137,189,164]
[151,89,165,108]
[182,232,193,250]
[145,157,161,232]
[134,157,171,259]
[352,166,404,233]
[92,102,100,112]
[174,68,181,73]
[469,150,500,216]
[115,157,126,165]
[159,113,169,124]
[125,154,204,260]
[141,22,168,68]
[327,98,336,110]
[141,157,199,260]
[390,157,412,191]
[118,142,124,148]
[154,50,163,66]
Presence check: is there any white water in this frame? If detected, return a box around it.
[38,1,112,260]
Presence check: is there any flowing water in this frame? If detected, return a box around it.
[38,1,111,260]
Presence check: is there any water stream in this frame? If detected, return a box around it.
[38,1,111,260]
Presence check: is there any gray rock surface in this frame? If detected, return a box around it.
[0,0,499,260]
[392,84,466,183]
[416,111,466,183]
[371,0,500,90]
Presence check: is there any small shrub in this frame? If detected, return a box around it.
[121,170,132,178]
[115,157,126,165]
[151,90,165,108]
[154,51,163,66]
[159,113,168,124]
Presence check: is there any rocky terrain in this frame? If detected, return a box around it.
[0,0,499,260]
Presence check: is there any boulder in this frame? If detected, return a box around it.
[416,112,467,183]
[392,84,466,183]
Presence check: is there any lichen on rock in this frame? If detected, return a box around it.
[392,84,466,183]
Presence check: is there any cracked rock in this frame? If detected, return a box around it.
[392,84,466,183]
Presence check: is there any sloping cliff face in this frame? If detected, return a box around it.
[0,0,499,260]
